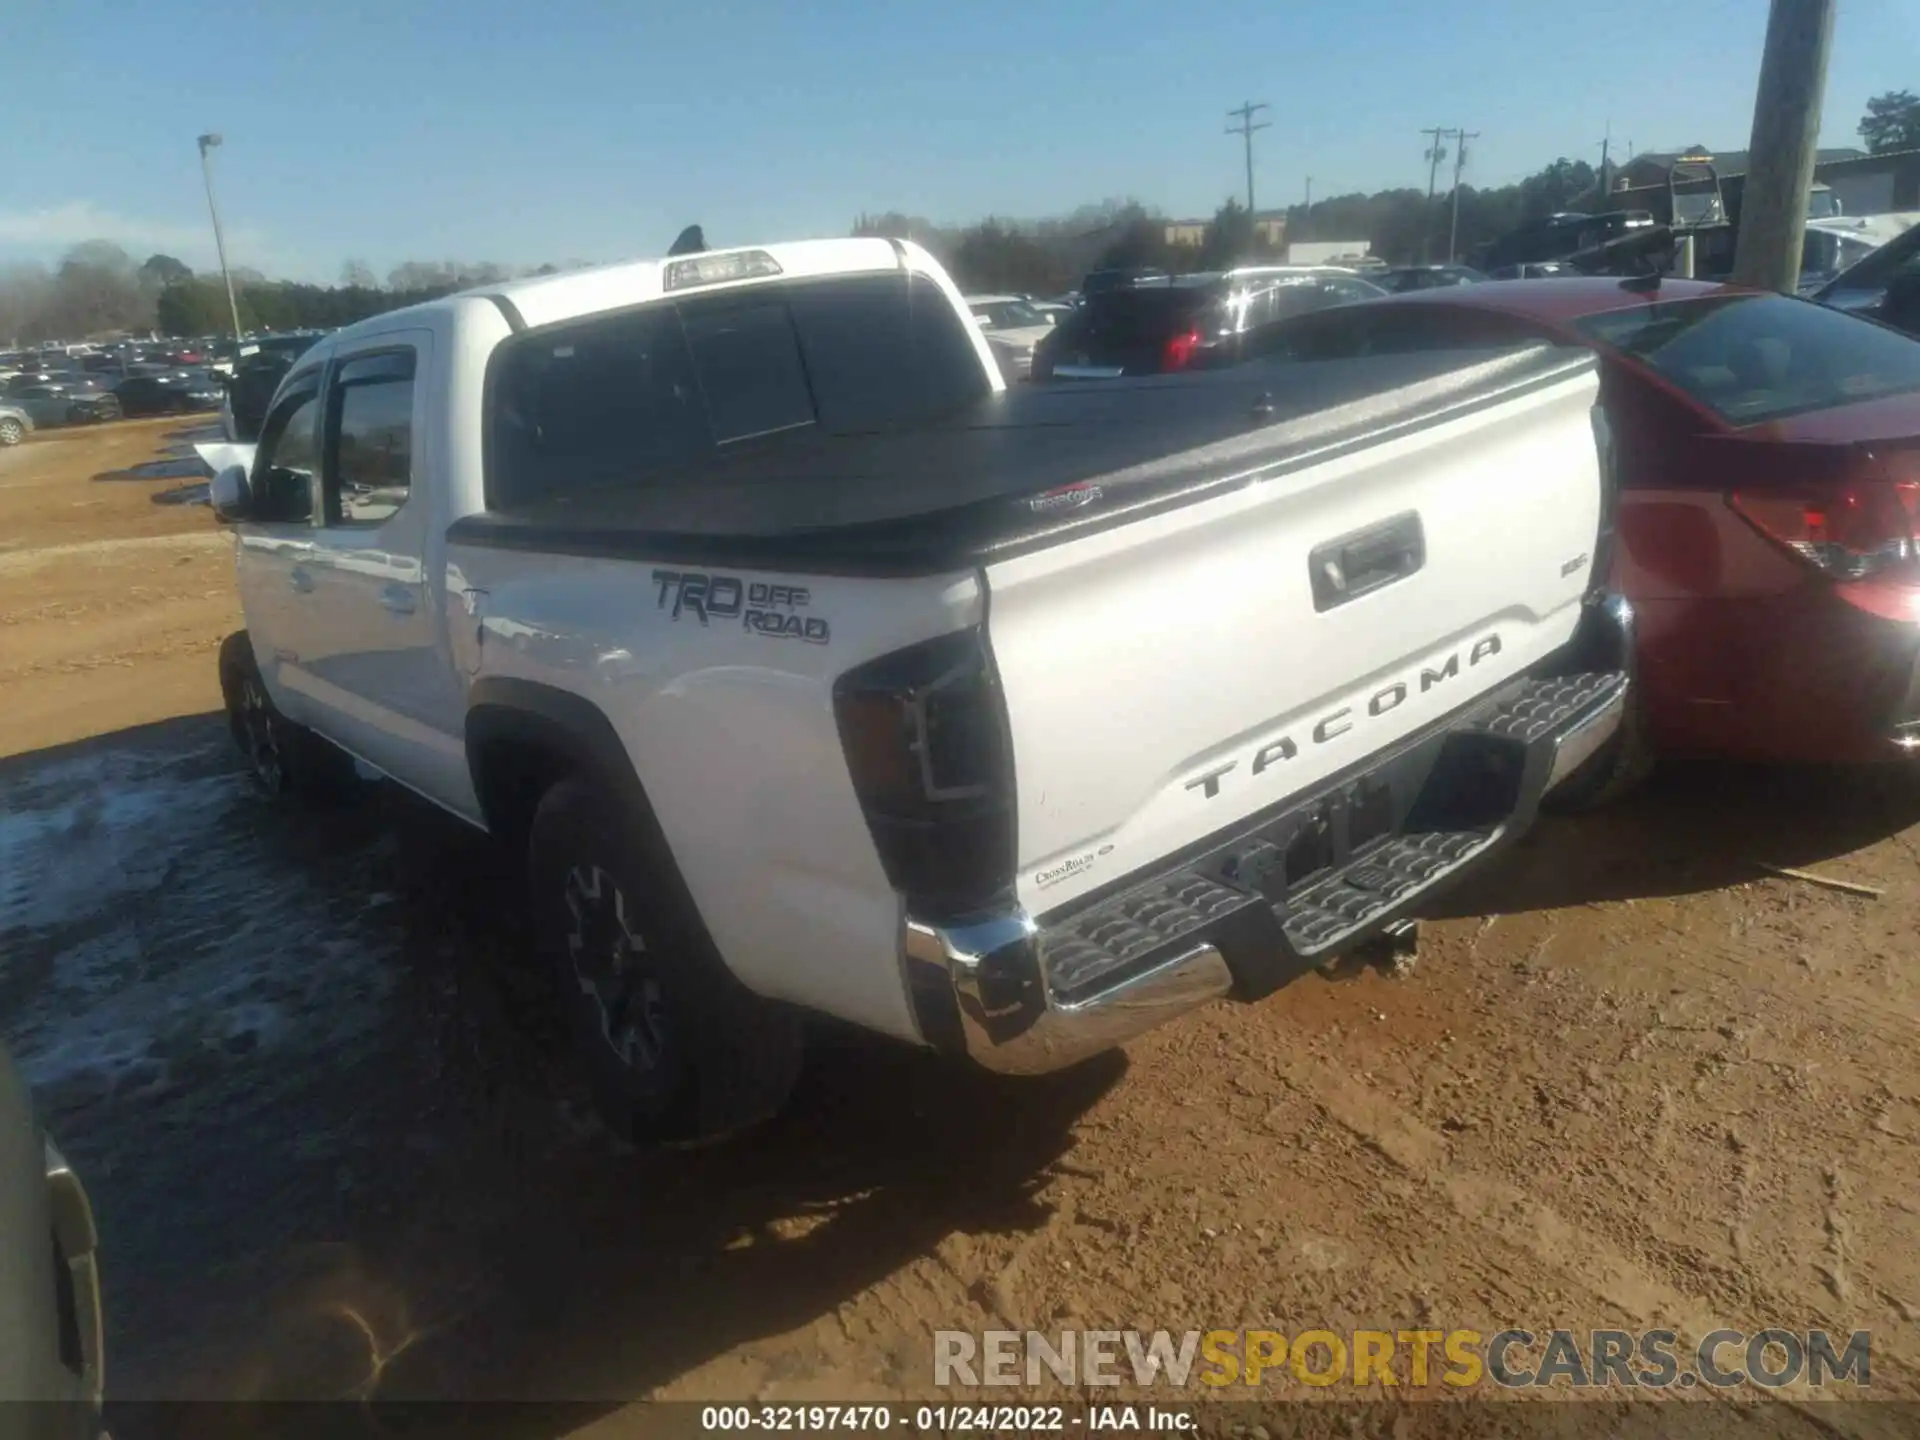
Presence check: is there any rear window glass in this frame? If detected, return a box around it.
[1575,293,1920,424]
[488,271,988,504]
[682,302,815,444]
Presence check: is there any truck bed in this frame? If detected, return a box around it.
[448,345,1594,577]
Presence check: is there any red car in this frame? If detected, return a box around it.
[1258,278,1920,770]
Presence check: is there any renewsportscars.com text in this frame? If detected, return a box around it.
[934,1328,1871,1390]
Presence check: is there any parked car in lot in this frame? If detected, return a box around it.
[113,370,225,417]
[6,383,120,428]
[1490,260,1577,280]
[965,294,1059,380]
[1814,214,1920,336]
[0,403,33,446]
[1380,264,1487,292]
[1033,267,1386,379]
[0,1044,106,1434]
[1079,266,1170,297]
[205,236,1626,1141]
[1244,277,1920,769]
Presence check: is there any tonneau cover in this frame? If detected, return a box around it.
[448,345,1594,576]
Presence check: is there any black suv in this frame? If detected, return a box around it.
[1032,269,1385,379]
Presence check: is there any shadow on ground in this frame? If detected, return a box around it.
[0,716,1117,1439]
[1433,757,1920,919]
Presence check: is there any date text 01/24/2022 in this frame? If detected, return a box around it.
[696,1404,1195,1431]
[654,569,831,645]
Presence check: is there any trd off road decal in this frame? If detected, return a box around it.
[652,569,831,645]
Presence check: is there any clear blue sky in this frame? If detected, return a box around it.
[4,0,1914,283]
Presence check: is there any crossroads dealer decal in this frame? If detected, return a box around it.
[653,569,830,645]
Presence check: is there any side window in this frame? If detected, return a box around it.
[251,387,320,524]
[324,351,415,527]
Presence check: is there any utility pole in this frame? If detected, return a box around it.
[1731,0,1836,291]
[1419,126,1450,263]
[196,133,244,342]
[1598,120,1611,199]
[1447,129,1479,264]
[1226,102,1271,218]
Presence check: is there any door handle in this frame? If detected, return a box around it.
[1309,512,1425,613]
[289,566,315,593]
[380,584,417,616]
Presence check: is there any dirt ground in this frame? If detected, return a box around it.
[3,423,1920,1438]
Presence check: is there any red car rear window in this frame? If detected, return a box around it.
[1575,292,1920,425]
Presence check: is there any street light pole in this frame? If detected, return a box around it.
[196,133,244,342]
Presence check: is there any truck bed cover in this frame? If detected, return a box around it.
[448,344,1593,576]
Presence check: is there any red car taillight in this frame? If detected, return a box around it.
[1162,328,1203,372]
[1730,479,1920,581]
[833,629,1016,916]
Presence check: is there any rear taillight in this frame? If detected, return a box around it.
[1162,328,1203,372]
[833,629,1016,916]
[1731,479,1920,580]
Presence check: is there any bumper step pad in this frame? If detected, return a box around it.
[1466,671,1621,744]
[1037,669,1627,1008]
[1046,872,1254,1005]
[1281,828,1491,951]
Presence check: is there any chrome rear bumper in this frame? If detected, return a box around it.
[904,597,1633,1075]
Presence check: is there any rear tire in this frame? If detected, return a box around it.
[526,776,803,1144]
[217,631,357,799]
[0,417,23,446]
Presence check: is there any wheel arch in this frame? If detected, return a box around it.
[464,677,655,860]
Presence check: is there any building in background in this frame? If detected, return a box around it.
[1603,145,1920,221]
[1285,239,1375,267]
[1164,211,1289,250]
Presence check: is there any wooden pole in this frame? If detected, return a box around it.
[1730,0,1836,291]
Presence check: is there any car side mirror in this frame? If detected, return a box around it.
[1881,271,1920,336]
[209,463,254,522]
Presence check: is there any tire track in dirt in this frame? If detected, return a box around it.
[1279,1049,1920,1401]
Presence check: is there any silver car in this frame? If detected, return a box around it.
[0,403,32,446]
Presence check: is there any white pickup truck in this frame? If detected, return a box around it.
[206,238,1632,1141]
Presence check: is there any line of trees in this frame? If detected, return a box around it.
[0,249,586,344]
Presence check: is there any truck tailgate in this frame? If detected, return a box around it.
[985,354,1603,915]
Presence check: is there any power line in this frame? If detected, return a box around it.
[1226,102,1272,217]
